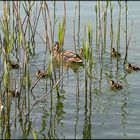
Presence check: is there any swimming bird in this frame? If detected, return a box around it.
[9,90,20,97]
[35,69,48,78]
[109,80,123,90]
[111,48,121,58]
[125,63,140,72]
[4,89,20,98]
[52,42,83,63]
[9,60,19,69]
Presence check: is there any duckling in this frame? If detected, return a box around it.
[52,42,62,58]
[125,63,140,72]
[53,42,60,51]
[35,69,48,78]
[4,89,20,98]
[109,80,123,90]
[111,48,121,58]
[53,42,83,63]
[9,90,20,97]
[9,60,19,69]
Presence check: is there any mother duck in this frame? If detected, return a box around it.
[52,42,83,63]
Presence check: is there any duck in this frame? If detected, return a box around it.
[4,89,20,98]
[52,42,61,56]
[111,48,121,58]
[125,63,140,72]
[52,42,83,63]
[109,80,123,90]
[9,90,20,97]
[35,69,48,78]
[9,60,19,69]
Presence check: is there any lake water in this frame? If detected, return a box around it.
[0,1,140,139]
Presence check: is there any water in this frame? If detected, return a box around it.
[0,1,140,139]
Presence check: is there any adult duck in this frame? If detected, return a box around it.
[53,42,83,63]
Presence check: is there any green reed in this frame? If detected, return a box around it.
[103,1,109,50]
[77,1,80,48]
[72,3,77,52]
[32,2,42,48]
[32,127,37,139]
[41,1,61,90]
[52,1,56,46]
[75,3,80,106]
[22,1,37,56]
[0,2,11,139]
[82,22,93,93]
[82,23,93,63]
[82,23,93,138]
[98,1,102,48]
[0,1,39,137]
[42,1,53,52]
[56,18,66,96]
[0,1,45,138]
[99,2,104,49]
[95,1,98,47]
[110,1,114,52]
[57,1,66,89]
[20,2,33,114]
[1,2,9,92]
[41,1,54,99]
[124,0,128,64]
[58,18,66,46]
[116,1,121,52]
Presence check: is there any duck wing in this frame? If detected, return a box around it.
[63,50,83,60]
[63,50,77,57]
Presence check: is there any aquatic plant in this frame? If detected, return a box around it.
[95,1,98,47]
[82,22,93,94]
[103,1,109,50]
[124,0,128,65]
[115,1,121,52]
[58,18,66,47]
[110,1,114,52]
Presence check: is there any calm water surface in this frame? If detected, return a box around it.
[0,1,140,139]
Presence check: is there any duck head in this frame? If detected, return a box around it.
[110,80,114,85]
[128,63,132,68]
[37,70,41,74]
[52,42,61,55]
[125,63,131,69]
[112,48,115,53]
[54,42,60,51]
